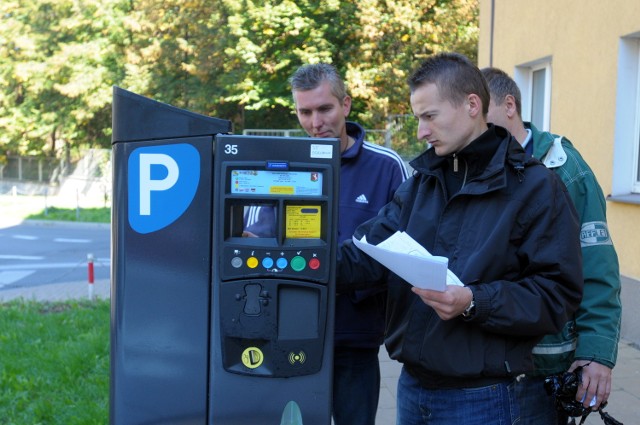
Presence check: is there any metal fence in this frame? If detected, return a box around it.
[0,149,111,205]
[1,116,421,197]
[0,156,65,183]
[242,129,308,138]
[242,115,421,161]
[242,128,391,147]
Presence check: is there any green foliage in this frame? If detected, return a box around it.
[0,0,131,155]
[0,300,110,424]
[26,206,111,223]
[345,0,479,126]
[0,0,479,154]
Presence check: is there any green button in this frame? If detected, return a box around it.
[290,256,306,272]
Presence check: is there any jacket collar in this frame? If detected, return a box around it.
[341,121,366,160]
[524,122,567,169]
[410,125,526,173]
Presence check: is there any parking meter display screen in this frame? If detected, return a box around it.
[231,170,323,196]
[241,205,277,238]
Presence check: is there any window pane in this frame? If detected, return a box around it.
[531,69,546,130]
[635,44,640,191]
[637,129,640,183]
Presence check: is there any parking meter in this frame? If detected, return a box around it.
[111,87,339,424]
[111,86,231,424]
[209,135,339,424]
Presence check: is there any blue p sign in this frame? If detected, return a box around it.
[128,144,200,234]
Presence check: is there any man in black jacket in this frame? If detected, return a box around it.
[336,52,584,425]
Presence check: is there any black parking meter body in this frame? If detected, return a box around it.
[210,135,339,424]
[111,86,231,424]
[111,87,338,425]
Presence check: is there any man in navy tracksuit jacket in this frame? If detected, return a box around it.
[336,120,408,419]
[290,63,408,425]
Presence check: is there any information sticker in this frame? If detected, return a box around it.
[310,144,333,159]
[286,206,321,238]
[231,170,322,197]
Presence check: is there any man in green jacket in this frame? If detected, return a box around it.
[481,67,622,425]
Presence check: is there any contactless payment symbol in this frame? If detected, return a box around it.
[128,143,200,234]
[241,347,264,369]
[288,350,306,367]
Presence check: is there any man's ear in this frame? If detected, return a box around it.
[342,95,352,117]
[504,94,518,119]
[467,94,482,118]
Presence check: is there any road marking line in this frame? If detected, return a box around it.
[0,255,45,260]
[54,238,91,243]
[0,270,35,286]
[0,262,110,271]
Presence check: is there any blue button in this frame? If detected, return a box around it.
[276,257,288,269]
[262,257,274,269]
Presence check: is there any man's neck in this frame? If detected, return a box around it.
[342,135,355,153]
[512,122,529,145]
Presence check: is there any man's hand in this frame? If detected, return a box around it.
[569,360,612,410]
[410,285,473,320]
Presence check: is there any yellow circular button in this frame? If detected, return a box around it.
[247,257,259,268]
[241,347,264,369]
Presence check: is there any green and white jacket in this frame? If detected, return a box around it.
[526,122,622,375]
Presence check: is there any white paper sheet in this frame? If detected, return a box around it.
[352,231,463,291]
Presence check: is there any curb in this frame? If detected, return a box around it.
[20,219,111,229]
[0,279,111,303]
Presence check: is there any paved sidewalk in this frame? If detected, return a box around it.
[376,342,640,425]
[1,280,638,424]
[0,278,110,302]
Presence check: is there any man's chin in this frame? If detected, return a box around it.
[433,146,450,157]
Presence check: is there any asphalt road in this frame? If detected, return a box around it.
[0,220,110,290]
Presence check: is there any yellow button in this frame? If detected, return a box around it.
[247,257,259,268]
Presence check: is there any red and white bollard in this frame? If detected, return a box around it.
[87,253,95,301]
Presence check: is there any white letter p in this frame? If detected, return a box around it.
[139,153,179,216]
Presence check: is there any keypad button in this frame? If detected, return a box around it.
[247,257,259,269]
[290,256,306,272]
[309,258,320,270]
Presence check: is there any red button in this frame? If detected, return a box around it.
[308,258,320,270]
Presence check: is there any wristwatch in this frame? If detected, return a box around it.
[462,291,476,318]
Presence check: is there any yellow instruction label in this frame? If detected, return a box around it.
[269,186,295,194]
[286,206,321,238]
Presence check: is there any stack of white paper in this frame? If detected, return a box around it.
[352,231,463,291]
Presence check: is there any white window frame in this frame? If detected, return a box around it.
[612,33,640,196]
[633,45,640,193]
[514,58,552,131]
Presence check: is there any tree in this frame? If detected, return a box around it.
[344,0,479,125]
[0,0,479,157]
[0,0,132,157]
[219,0,478,130]
[218,0,344,130]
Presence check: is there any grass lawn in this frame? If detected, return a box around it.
[0,197,111,423]
[0,195,111,225]
[26,206,111,223]
[0,300,110,424]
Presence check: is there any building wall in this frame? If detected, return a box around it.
[478,0,640,284]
